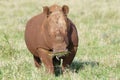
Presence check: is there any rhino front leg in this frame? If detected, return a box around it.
[62,47,77,70]
[37,48,54,74]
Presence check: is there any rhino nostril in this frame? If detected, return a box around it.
[49,49,53,52]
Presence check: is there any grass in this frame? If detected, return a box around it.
[0,0,120,80]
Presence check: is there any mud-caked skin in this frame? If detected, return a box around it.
[25,4,78,74]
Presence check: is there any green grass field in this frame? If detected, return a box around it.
[0,0,120,80]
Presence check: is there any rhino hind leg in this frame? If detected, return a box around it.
[33,55,42,68]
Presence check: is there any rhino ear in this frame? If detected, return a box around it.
[62,5,69,15]
[43,6,50,16]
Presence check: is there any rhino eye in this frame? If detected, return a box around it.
[49,11,52,14]
[47,11,52,17]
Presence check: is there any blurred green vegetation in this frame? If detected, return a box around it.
[0,0,120,80]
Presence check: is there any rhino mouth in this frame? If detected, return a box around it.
[49,50,70,58]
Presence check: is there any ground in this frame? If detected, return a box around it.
[0,0,120,80]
